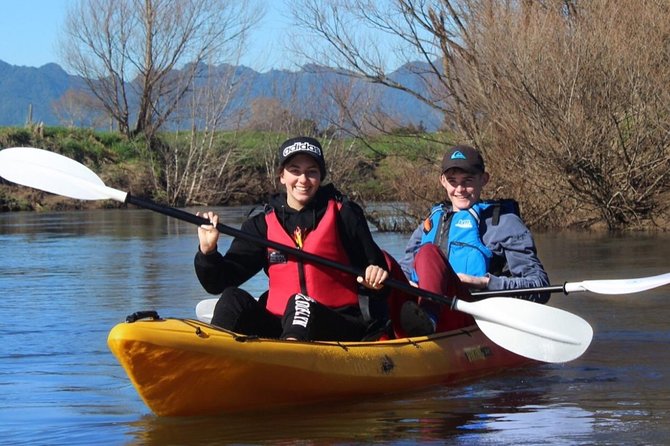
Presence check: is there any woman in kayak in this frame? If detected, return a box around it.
[195,136,391,341]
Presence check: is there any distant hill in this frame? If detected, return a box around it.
[0,61,73,125]
[0,60,443,131]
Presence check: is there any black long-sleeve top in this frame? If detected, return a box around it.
[194,184,387,296]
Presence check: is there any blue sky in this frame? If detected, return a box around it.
[0,0,295,72]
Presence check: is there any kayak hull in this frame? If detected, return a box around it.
[108,318,533,416]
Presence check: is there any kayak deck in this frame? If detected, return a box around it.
[108,318,532,416]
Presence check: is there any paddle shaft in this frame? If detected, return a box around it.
[129,194,565,302]
[471,286,565,298]
[126,194,458,308]
[0,147,595,362]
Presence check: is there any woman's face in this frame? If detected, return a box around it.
[280,154,322,210]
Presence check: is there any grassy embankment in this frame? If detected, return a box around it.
[0,126,440,221]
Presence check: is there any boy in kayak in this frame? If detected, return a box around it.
[398,144,550,336]
[194,136,392,341]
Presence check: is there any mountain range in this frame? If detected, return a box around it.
[0,59,443,131]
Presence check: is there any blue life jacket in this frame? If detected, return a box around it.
[411,200,519,283]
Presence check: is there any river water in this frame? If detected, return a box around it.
[1,207,669,445]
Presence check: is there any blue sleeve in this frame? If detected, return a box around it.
[399,224,424,280]
[483,213,550,303]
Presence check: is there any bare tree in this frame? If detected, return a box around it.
[287,0,451,119]
[152,63,242,205]
[288,0,670,230]
[60,0,261,139]
[52,89,110,129]
[245,98,295,132]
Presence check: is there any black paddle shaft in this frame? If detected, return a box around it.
[125,194,458,307]
[468,286,566,298]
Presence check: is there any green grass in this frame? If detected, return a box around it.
[0,125,449,211]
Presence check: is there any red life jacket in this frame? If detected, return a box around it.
[265,199,359,316]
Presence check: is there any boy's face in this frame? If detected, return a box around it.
[440,168,490,211]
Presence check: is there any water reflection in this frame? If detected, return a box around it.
[123,379,600,445]
[124,384,552,445]
[460,404,594,445]
[1,208,669,445]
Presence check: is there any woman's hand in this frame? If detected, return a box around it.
[357,264,389,290]
[196,211,220,254]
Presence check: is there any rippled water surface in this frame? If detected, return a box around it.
[1,208,669,445]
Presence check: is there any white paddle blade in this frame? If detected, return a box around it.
[0,147,127,202]
[456,298,593,363]
[565,272,670,295]
[196,298,218,323]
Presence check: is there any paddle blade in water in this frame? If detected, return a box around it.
[455,297,593,363]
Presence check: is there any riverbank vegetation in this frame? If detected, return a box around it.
[0,125,436,226]
[2,1,669,232]
[1,122,668,232]
[288,0,670,231]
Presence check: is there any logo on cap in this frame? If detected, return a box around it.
[282,142,322,158]
[451,151,467,160]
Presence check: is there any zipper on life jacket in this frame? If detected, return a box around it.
[450,240,489,254]
[292,226,309,294]
[297,259,308,294]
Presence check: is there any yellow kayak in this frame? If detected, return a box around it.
[108,317,532,416]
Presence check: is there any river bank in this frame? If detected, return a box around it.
[2,125,669,231]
